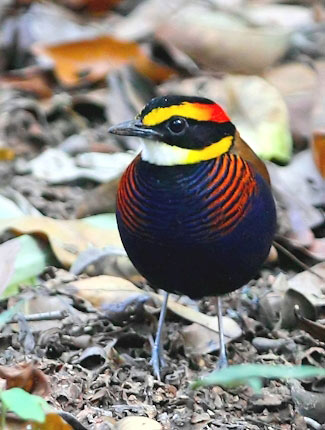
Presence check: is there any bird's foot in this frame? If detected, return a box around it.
[150,344,166,380]
[216,351,228,370]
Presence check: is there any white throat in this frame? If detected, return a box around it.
[141,140,192,166]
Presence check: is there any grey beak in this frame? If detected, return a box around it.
[108,119,161,140]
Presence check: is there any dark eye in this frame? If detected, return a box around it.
[168,118,187,134]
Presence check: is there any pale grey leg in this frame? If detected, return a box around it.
[216,296,228,369]
[151,291,169,380]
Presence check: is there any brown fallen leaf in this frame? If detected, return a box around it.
[32,413,73,430]
[32,35,175,87]
[0,68,53,99]
[182,323,229,356]
[311,62,325,178]
[312,131,325,178]
[75,176,121,218]
[5,413,73,430]
[0,363,49,396]
[0,216,122,268]
[68,275,144,308]
[69,275,242,340]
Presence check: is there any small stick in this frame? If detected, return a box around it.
[8,310,68,323]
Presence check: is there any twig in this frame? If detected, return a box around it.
[8,310,68,323]
[273,240,325,282]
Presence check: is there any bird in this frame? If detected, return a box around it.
[109,95,276,379]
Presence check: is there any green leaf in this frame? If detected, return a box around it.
[0,388,50,422]
[1,235,56,298]
[255,122,292,164]
[191,364,325,391]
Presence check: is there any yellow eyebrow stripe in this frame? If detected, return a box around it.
[142,102,212,126]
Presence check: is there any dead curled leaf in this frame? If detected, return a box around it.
[77,346,107,370]
[0,363,49,396]
[294,305,325,343]
[290,379,325,424]
[68,275,242,341]
[0,216,122,268]
[270,263,325,329]
[102,294,150,325]
[32,36,175,87]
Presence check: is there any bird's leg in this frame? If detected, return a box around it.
[216,296,228,369]
[150,291,169,380]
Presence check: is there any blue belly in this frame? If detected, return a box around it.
[117,158,276,298]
